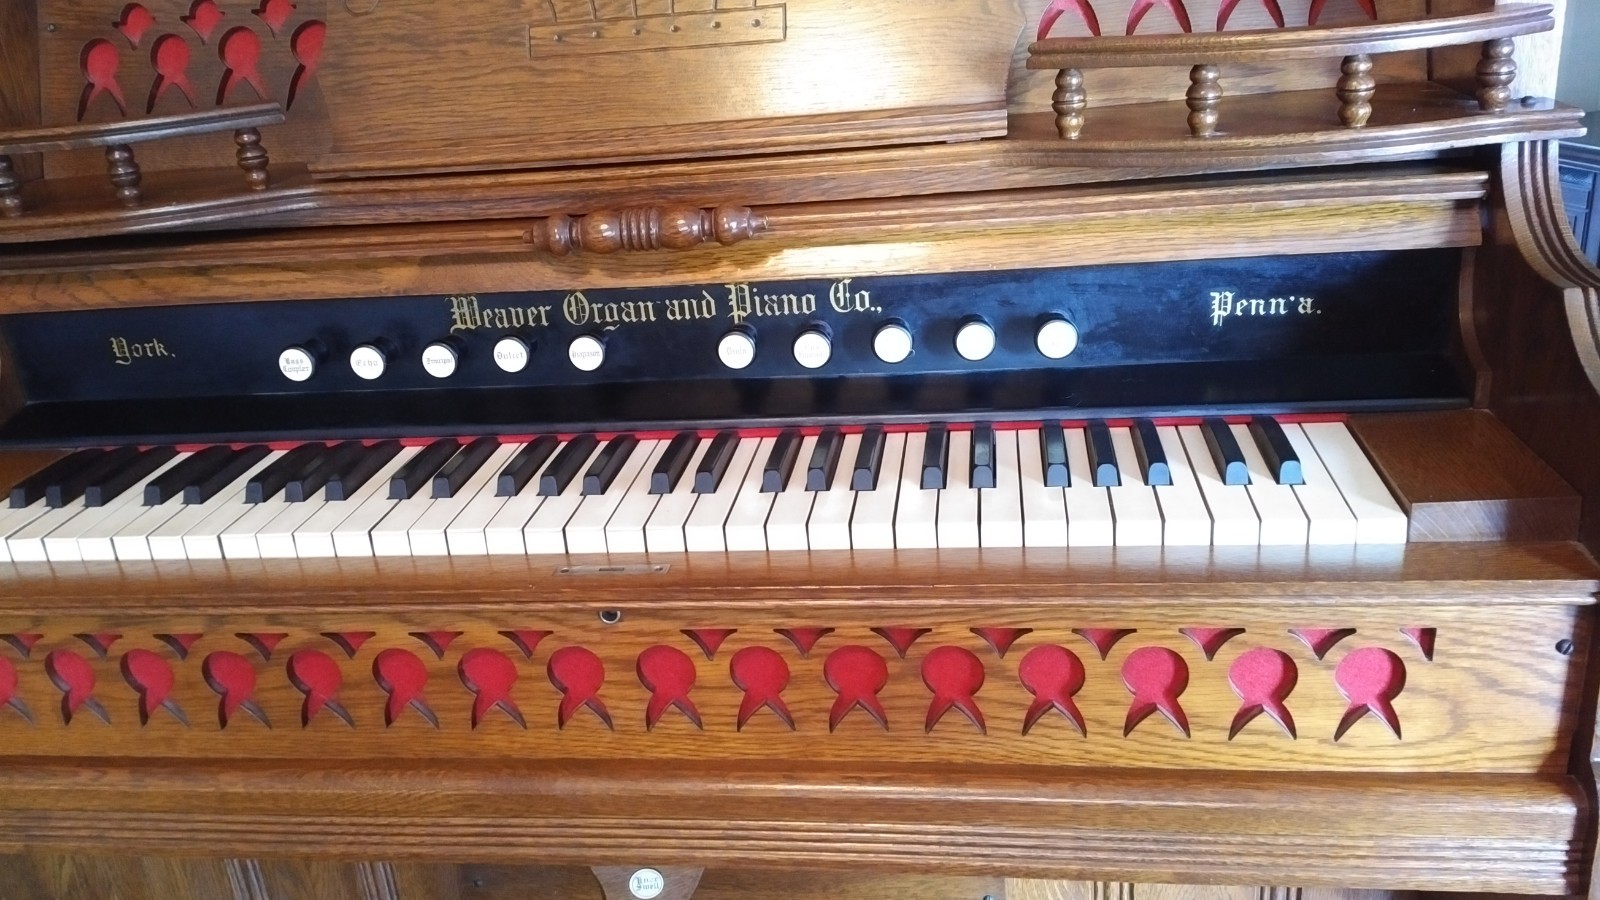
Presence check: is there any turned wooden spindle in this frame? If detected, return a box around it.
[0,155,21,217]
[234,127,271,191]
[1337,54,1376,128]
[1186,64,1222,137]
[105,144,142,208]
[1476,38,1516,112]
[1053,68,1087,140]
[524,204,767,255]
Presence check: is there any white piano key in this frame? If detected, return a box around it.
[643,439,714,554]
[1018,428,1068,548]
[222,458,328,560]
[724,437,777,552]
[253,489,337,558]
[295,447,418,559]
[1108,427,1163,547]
[765,434,818,552]
[936,430,979,549]
[1179,424,1259,545]
[111,491,188,561]
[53,454,188,562]
[524,439,607,554]
[1062,427,1114,547]
[146,451,284,560]
[1300,421,1409,544]
[5,498,91,562]
[408,442,520,556]
[0,498,52,563]
[565,439,659,554]
[684,437,760,552]
[443,442,529,557]
[808,432,861,551]
[333,447,428,558]
[892,431,938,549]
[604,441,672,554]
[1232,422,1309,546]
[1280,424,1359,545]
[849,432,905,551]
[367,477,447,557]
[979,429,1023,548]
[482,443,563,555]
[1151,425,1213,546]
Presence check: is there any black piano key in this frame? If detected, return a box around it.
[692,431,739,494]
[582,435,638,496]
[10,449,107,508]
[851,426,886,492]
[323,441,401,501]
[920,424,949,490]
[85,447,177,507]
[1132,419,1172,487]
[970,423,997,489]
[1202,417,1251,486]
[185,445,271,503]
[805,428,843,491]
[1040,422,1069,487]
[1250,416,1305,486]
[390,439,461,500]
[433,436,501,499]
[145,446,235,505]
[762,429,801,493]
[1085,421,1121,488]
[246,443,326,503]
[539,433,599,497]
[497,436,557,497]
[47,446,140,508]
[288,441,360,501]
[652,432,700,495]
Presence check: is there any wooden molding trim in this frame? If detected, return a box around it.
[0,104,284,155]
[1029,6,1554,68]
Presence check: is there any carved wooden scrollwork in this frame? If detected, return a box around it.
[523,205,768,256]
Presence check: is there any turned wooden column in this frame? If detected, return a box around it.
[1337,54,1375,128]
[1476,38,1516,112]
[1053,67,1087,140]
[0,155,21,217]
[105,144,142,207]
[235,127,271,190]
[1186,64,1222,137]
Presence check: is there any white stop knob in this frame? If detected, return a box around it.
[493,336,530,373]
[568,334,606,372]
[873,322,913,364]
[793,329,832,369]
[954,319,996,361]
[421,342,459,379]
[1036,317,1080,359]
[278,346,315,383]
[628,869,665,900]
[349,344,387,380]
[717,330,756,370]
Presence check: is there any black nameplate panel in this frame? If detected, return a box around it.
[0,250,1466,445]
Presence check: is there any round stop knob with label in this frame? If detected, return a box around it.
[493,336,531,373]
[1036,316,1080,359]
[349,342,390,381]
[792,326,832,369]
[717,328,756,370]
[873,320,913,364]
[568,334,606,372]
[421,341,461,379]
[278,345,319,383]
[954,317,996,361]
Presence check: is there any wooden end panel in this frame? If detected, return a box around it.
[1349,410,1581,542]
[0,2,40,183]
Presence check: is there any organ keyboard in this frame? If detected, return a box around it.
[1,0,1598,898]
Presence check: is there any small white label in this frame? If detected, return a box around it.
[873,322,913,364]
[1036,317,1080,359]
[717,331,756,370]
[792,329,832,369]
[349,344,387,380]
[628,869,666,900]
[421,343,458,379]
[954,320,996,361]
[568,335,605,372]
[278,347,315,382]
[494,336,531,373]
